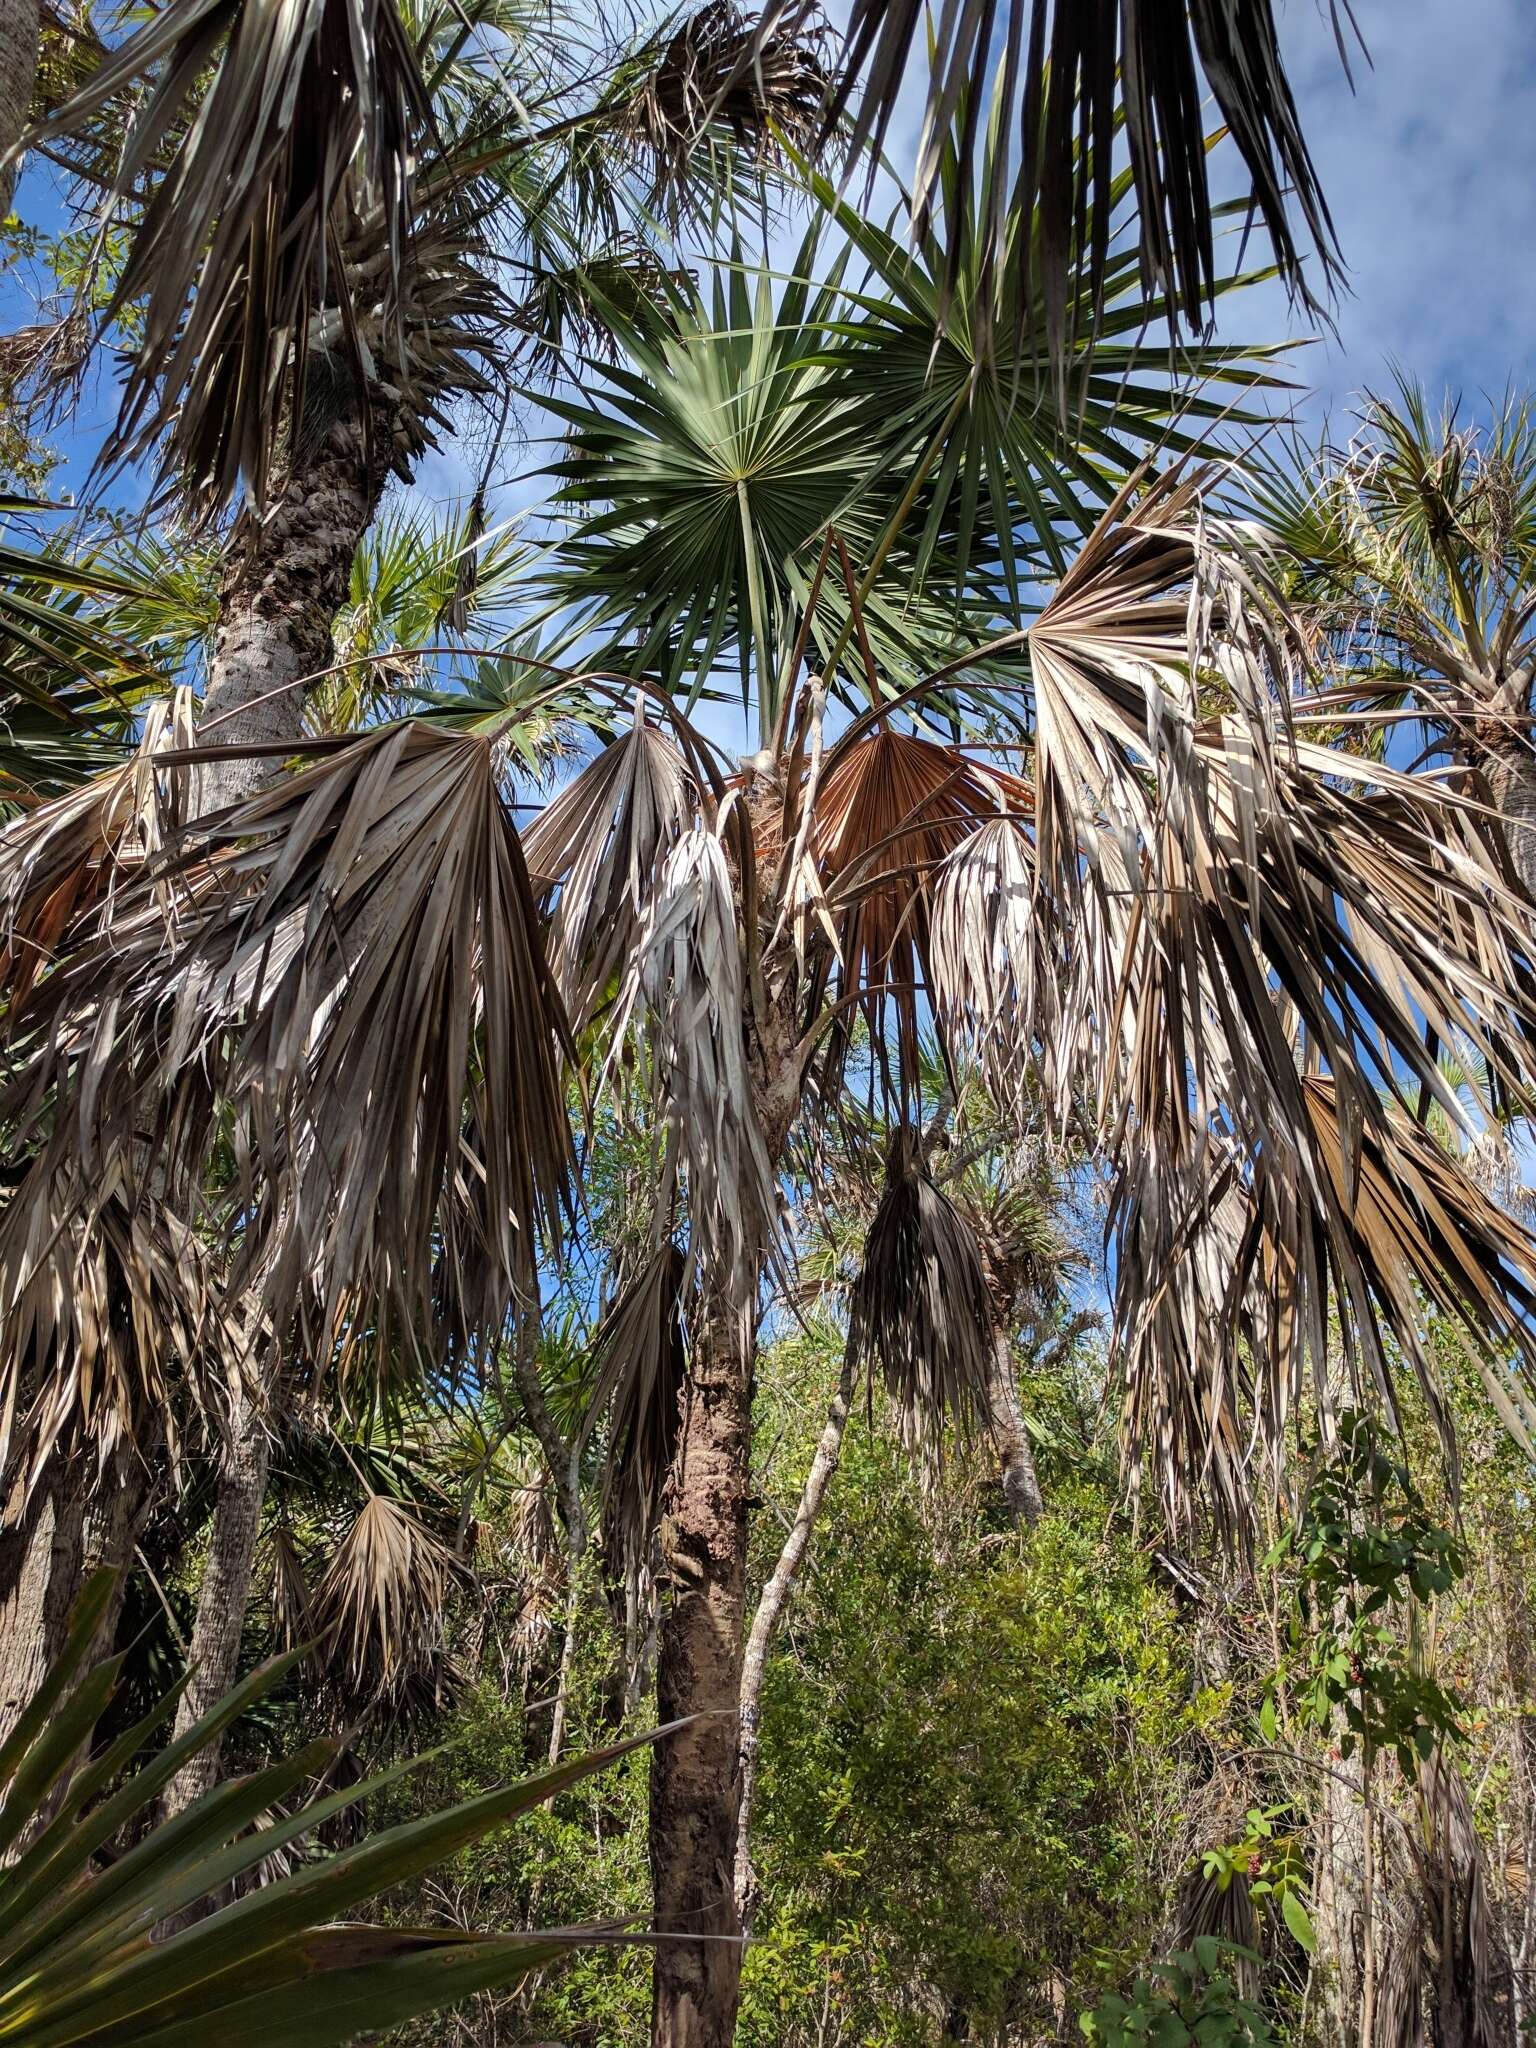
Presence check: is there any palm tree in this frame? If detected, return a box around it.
[0,0,826,1774]
[10,63,1536,2031]
[1251,382,1536,896]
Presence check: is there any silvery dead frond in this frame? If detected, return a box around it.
[0,1142,236,1513]
[1018,472,1536,1523]
[583,1243,688,1581]
[929,816,1047,1120]
[0,686,195,1011]
[846,1126,995,1449]
[312,1491,461,1715]
[609,824,775,1291]
[522,708,696,1032]
[3,724,574,1385]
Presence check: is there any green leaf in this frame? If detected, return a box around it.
[1280,1889,1317,1955]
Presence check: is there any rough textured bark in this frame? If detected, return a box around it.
[0,1457,83,1739]
[0,1438,152,1752]
[734,1357,852,1936]
[1489,738,1536,904]
[162,1387,271,1817]
[650,1279,757,2048]
[985,1326,1043,1526]
[0,0,40,219]
[200,392,395,791]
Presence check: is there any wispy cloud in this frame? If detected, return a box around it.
[1226,0,1536,422]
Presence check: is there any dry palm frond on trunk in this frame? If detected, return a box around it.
[3,724,574,1385]
[608,823,776,1291]
[929,815,1047,1121]
[522,708,697,1032]
[0,1145,235,1510]
[583,1243,688,1582]
[0,687,194,1012]
[846,1125,995,1447]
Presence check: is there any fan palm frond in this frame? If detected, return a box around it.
[846,1124,995,1446]
[805,728,1030,1095]
[0,1143,236,1512]
[583,1243,688,1580]
[809,0,1351,369]
[621,0,828,222]
[3,724,574,1383]
[522,704,697,1031]
[997,471,1536,1526]
[0,688,194,1012]
[312,1491,460,1714]
[608,822,778,1289]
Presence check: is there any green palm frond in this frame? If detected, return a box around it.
[809,0,1351,370]
[541,241,1001,732]
[803,108,1290,595]
[0,1574,674,2047]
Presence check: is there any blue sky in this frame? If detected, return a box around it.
[1219,0,1536,420]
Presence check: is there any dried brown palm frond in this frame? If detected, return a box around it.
[500,1457,564,1665]
[3,723,574,1383]
[0,1143,236,1512]
[846,1125,995,1447]
[34,0,431,512]
[522,706,697,1032]
[266,1519,316,1657]
[583,1244,688,1581]
[1412,1752,1506,2047]
[0,687,194,1011]
[958,470,1536,1525]
[608,824,776,1290]
[626,0,827,220]
[805,728,1030,1095]
[929,815,1047,1121]
[312,1490,461,1715]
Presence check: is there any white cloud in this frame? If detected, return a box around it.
[1224,0,1536,421]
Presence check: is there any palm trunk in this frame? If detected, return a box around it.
[0,1457,83,1737]
[985,1326,1043,1525]
[734,1357,852,1937]
[200,394,393,793]
[1489,728,1536,901]
[647,917,800,2048]
[0,0,40,217]
[650,1279,757,2048]
[160,389,393,1806]
[162,1385,271,1816]
[0,1437,152,1753]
